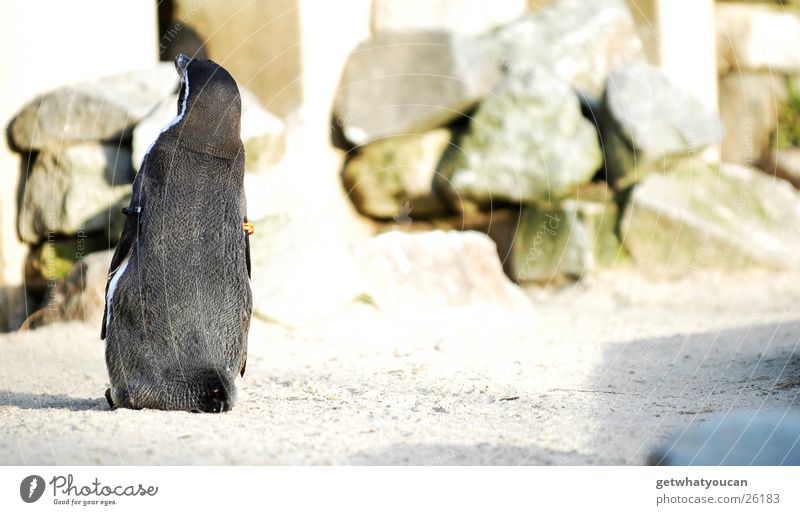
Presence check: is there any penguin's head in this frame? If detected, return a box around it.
[173,53,242,157]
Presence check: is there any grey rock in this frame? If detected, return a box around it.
[719,71,787,166]
[10,63,178,151]
[600,63,723,189]
[0,287,29,333]
[132,88,285,173]
[342,129,451,219]
[650,410,800,465]
[439,73,602,209]
[18,144,134,244]
[621,159,800,276]
[333,31,500,145]
[484,0,645,103]
[351,230,533,310]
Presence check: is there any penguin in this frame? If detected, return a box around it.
[101,53,252,413]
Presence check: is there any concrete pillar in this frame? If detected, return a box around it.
[297,0,372,148]
[0,1,157,330]
[371,0,527,34]
[527,0,555,11]
[627,0,718,112]
[627,0,719,160]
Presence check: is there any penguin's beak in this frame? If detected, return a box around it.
[175,53,191,76]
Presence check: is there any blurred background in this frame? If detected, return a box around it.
[2,0,800,331]
[0,0,799,465]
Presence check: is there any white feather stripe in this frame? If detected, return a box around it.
[105,255,131,330]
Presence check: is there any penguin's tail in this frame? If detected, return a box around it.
[192,368,236,413]
[164,367,237,413]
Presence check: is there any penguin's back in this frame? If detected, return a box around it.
[113,138,250,366]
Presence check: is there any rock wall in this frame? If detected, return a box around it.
[0,1,158,331]
[5,0,800,331]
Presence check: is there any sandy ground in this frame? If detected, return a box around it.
[1,269,799,465]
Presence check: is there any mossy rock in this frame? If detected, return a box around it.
[438,72,602,211]
[25,234,109,292]
[621,158,800,275]
[342,130,451,219]
[511,183,626,283]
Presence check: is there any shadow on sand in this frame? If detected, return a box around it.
[582,319,800,464]
[0,390,107,411]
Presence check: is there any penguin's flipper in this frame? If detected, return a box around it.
[244,218,251,279]
[101,205,140,339]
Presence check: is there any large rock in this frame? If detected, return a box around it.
[18,144,134,244]
[22,249,112,330]
[342,129,451,219]
[650,410,800,466]
[621,159,800,275]
[600,63,722,189]
[249,211,368,326]
[510,184,624,283]
[719,71,787,166]
[438,73,602,210]
[371,0,526,35]
[333,31,500,145]
[717,3,800,74]
[484,0,644,103]
[132,88,285,173]
[10,63,178,151]
[24,234,108,293]
[352,230,533,310]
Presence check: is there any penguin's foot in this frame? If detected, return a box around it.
[104,388,116,410]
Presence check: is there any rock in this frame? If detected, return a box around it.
[371,0,526,35]
[24,234,108,293]
[239,90,287,173]
[18,144,134,244]
[717,3,800,74]
[621,159,800,275]
[762,147,800,188]
[438,73,602,209]
[719,71,787,166]
[132,88,285,173]
[510,184,624,283]
[333,31,500,145]
[22,249,112,330]
[649,410,800,465]
[10,63,178,151]
[352,230,533,310]
[342,129,451,219]
[484,0,644,103]
[371,208,522,277]
[600,63,722,189]
[0,287,29,333]
[249,210,368,327]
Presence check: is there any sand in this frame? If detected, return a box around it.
[1,268,798,465]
